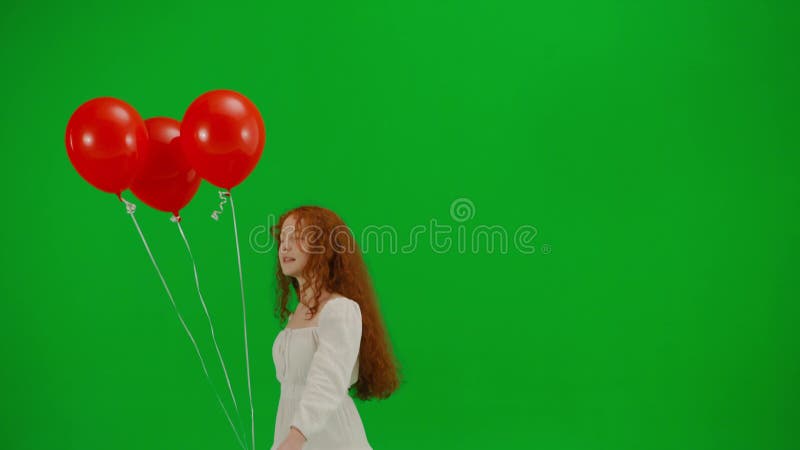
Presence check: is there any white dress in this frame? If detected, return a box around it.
[271,296,373,450]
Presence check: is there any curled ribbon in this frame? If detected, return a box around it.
[211,191,231,221]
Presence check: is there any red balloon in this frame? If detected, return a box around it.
[130,118,202,216]
[180,90,265,190]
[65,97,149,195]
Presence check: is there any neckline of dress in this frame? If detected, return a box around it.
[282,296,346,332]
[281,326,318,333]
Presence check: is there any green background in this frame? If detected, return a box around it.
[1,1,797,449]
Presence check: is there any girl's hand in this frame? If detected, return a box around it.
[277,426,307,450]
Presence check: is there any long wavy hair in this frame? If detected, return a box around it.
[271,205,402,400]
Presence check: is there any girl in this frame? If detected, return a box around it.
[271,206,401,450]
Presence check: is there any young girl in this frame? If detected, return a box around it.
[271,206,401,450]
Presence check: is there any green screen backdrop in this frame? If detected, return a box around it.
[1,1,797,449]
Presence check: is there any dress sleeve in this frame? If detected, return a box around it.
[290,299,362,440]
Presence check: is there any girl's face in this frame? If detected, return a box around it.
[278,214,309,278]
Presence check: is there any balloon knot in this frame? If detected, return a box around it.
[121,198,137,215]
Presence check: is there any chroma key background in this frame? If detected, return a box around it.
[1,1,797,449]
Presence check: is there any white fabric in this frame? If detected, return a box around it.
[271,296,373,450]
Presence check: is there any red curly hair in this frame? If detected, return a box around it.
[271,205,402,400]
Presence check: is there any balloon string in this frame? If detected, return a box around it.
[120,198,247,450]
[211,191,230,221]
[175,217,250,450]
[228,191,256,450]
